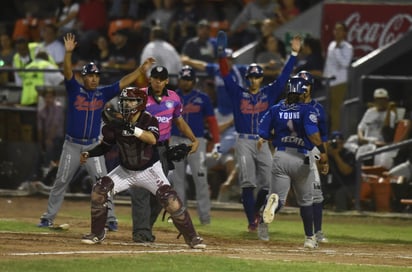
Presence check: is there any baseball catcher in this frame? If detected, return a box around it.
[80,87,205,248]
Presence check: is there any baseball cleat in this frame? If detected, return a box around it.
[304,236,318,249]
[189,236,206,249]
[257,222,269,241]
[81,230,106,244]
[315,231,329,243]
[105,221,118,232]
[37,219,53,228]
[263,193,279,224]
[49,223,70,231]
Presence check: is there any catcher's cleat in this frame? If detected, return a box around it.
[304,236,318,249]
[81,230,106,244]
[37,219,53,228]
[189,236,206,249]
[263,193,279,224]
[216,30,227,58]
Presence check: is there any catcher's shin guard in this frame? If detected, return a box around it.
[156,185,198,246]
[91,176,114,235]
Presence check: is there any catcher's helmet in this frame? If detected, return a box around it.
[296,70,314,86]
[245,63,263,78]
[81,62,100,76]
[178,65,196,81]
[118,87,148,118]
[287,76,309,94]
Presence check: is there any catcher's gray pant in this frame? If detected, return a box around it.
[235,135,271,190]
[271,148,313,207]
[40,140,116,223]
[169,136,211,224]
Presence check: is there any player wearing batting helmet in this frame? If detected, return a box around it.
[217,30,302,241]
[258,76,329,249]
[37,32,155,230]
[80,87,205,248]
[297,70,330,244]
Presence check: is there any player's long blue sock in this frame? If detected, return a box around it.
[300,206,314,237]
[241,187,256,226]
[255,188,268,214]
[313,202,323,233]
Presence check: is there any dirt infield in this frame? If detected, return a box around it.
[1,195,411,267]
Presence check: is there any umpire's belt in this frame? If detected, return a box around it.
[238,133,259,140]
[156,140,169,147]
[276,146,308,155]
[65,135,99,145]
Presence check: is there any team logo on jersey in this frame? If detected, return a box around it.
[309,113,318,124]
[165,101,174,109]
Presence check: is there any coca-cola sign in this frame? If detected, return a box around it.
[322,3,412,59]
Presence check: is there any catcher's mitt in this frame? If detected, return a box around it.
[166,144,191,162]
[102,107,126,129]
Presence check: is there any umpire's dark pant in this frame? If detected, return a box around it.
[130,144,170,240]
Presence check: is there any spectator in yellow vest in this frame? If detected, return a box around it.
[13,37,56,86]
[20,51,64,106]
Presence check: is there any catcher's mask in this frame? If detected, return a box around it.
[118,87,148,120]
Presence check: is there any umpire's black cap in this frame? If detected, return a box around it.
[150,66,168,80]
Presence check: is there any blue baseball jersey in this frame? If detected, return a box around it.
[171,89,215,137]
[222,55,296,134]
[309,99,328,142]
[258,101,320,151]
[65,76,120,139]
[205,63,247,115]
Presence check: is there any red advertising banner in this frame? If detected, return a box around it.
[322,3,412,59]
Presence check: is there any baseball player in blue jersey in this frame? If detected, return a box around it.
[297,70,329,243]
[258,76,329,249]
[37,32,155,229]
[217,31,301,240]
[169,65,220,225]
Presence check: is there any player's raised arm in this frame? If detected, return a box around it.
[63,33,77,80]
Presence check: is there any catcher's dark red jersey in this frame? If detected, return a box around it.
[101,111,160,171]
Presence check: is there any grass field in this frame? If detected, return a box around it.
[0,195,411,271]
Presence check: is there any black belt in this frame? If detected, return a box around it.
[65,135,99,145]
[156,140,169,147]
